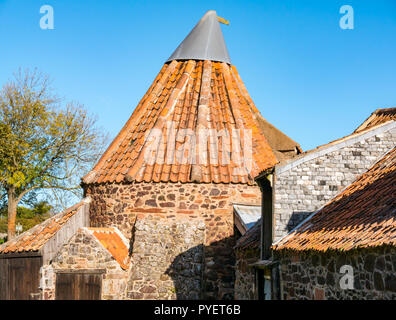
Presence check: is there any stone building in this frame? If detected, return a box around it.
[234,219,261,299]
[273,146,396,300]
[0,199,131,300]
[271,108,395,241]
[79,10,301,300]
[50,227,130,300]
[0,199,91,299]
[0,11,300,300]
[234,108,396,299]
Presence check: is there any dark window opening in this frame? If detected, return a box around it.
[257,268,272,300]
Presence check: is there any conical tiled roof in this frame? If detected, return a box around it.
[83,12,300,185]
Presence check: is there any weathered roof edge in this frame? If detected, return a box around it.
[272,146,396,252]
[85,227,130,270]
[234,218,261,250]
[0,197,91,256]
[354,107,396,133]
[254,115,302,153]
[275,120,396,175]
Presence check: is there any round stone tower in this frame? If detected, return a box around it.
[82,10,300,300]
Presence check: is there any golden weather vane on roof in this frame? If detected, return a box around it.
[217,16,229,25]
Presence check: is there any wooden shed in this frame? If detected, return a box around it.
[0,199,90,300]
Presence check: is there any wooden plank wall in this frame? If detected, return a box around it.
[0,258,8,300]
[55,272,102,300]
[0,256,42,300]
[0,198,90,300]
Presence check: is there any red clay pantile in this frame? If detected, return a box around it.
[82,60,287,185]
[87,227,130,270]
[273,147,396,252]
[354,108,396,133]
[0,201,85,254]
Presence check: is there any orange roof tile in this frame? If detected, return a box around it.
[354,107,396,133]
[88,227,129,270]
[0,201,85,254]
[273,147,396,252]
[82,60,300,185]
[81,11,302,185]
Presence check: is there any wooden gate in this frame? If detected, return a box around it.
[0,255,42,300]
[55,270,104,300]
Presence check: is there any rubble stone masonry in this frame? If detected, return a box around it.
[273,123,395,241]
[40,265,56,300]
[234,248,259,299]
[84,182,261,299]
[50,229,129,300]
[275,246,396,300]
[127,217,205,299]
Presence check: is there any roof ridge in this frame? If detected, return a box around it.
[276,120,396,172]
[373,107,396,114]
[354,107,396,133]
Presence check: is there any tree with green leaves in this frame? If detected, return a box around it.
[0,69,107,240]
[0,201,53,239]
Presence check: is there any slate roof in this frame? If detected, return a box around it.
[87,227,130,270]
[82,13,300,186]
[354,107,396,133]
[0,200,86,254]
[273,147,396,252]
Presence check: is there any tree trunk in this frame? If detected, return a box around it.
[7,186,17,240]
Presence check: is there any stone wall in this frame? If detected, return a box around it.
[40,265,56,300]
[50,228,129,300]
[273,123,395,241]
[127,217,205,299]
[275,246,396,300]
[234,247,259,300]
[84,182,261,299]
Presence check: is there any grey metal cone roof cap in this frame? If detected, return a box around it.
[166,10,231,64]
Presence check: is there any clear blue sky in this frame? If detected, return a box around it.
[0,0,395,151]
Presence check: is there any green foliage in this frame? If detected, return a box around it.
[0,201,52,234]
[0,69,107,212]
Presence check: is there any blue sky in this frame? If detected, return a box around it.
[0,0,395,151]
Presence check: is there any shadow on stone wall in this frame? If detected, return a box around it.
[164,244,204,300]
[165,236,236,300]
[128,219,137,257]
[287,211,313,232]
[127,218,238,300]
